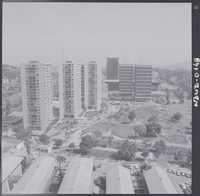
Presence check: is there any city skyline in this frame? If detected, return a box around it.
[3,3,191,67]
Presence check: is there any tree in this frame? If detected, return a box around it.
[154,140,166,157]
[5,99,12,112]
[39,134,50,145]
[21,157,29,173]
[79,135,96,155]
[141,148,150,159]
[174,91,184,104]
[69,142,75,149]
[128,110,136,121]
[55,155,66,175]
[135,126,147,137]
[186,149,192,165]
[148,115,159,123]
[108,135,114,148]
[140,162,152,171]
[145,121,162,137]
[15,128,32,141]
[117,140,137,161]
[172,112,183,121]
[54,139,63,147]
[94,176,106,190]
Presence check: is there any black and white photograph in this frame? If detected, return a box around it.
[2,2,195,194]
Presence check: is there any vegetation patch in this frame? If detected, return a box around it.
[56,122,71,130]
[166,134,189,144]
[112,125,136,139]
[85,111,99,117]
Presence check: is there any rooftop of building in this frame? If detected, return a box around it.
[58,157,94,194]
[10,156,56,194]
[2,155,25,183]
[2,137,24,145]
[106,165,135,194]
[8,111,23,117]
[151,91,167,95]
[143,165,178,194]
[36,144,53,149]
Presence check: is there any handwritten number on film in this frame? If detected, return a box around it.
[193,58,200,107]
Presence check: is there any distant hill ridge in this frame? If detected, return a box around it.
[161,61,191,71]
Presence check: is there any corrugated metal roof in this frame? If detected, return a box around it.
[58,157,94,194]
[106,165,135,194]
[10,156,56,194]
[143,166,178,194]
[2,155,25,183]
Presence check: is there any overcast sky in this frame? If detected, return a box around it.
[3,3,191,67]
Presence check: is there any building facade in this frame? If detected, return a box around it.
[20,61,53,132]
[119,64,134,100]
[81,63,88,109]
[134,65,152,102]
[87,61,101,111]
[106,58,119,80]
[59,61,82,119]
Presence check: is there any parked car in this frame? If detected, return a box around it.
[179,183,187,189]
[186,173,191,178]
[134,170,139,176]
[134,165,139,169]
[176,171,181,176]
[171,169,176,174]
[167,168,172,173]
[185,180,192,185]
[181,171,186,176]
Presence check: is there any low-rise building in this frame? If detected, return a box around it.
[10,156,56,194]
[2,155,25,194]
[143,165,178,194]
[36,145,53,153]
[58,157,94,194]
[106,165,135,194]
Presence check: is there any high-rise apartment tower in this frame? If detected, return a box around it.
[20,61,53,132]
[59,61,82,119]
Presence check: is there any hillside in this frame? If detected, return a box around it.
[161,61,191,71]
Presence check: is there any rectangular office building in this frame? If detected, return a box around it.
[119,64,134,100]
[20,61,53,132]
[59,61,82,119]
[106,58,119,80]
[134,65,152,102]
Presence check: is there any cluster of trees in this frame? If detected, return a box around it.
[39,134,50,145]
[133,116,162,138]
[3,65,20,80]
[174,90,184,104]
[80,135,96,155]
[116,140,137,161]
[79,133,114,154]
[174,149,192,166]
